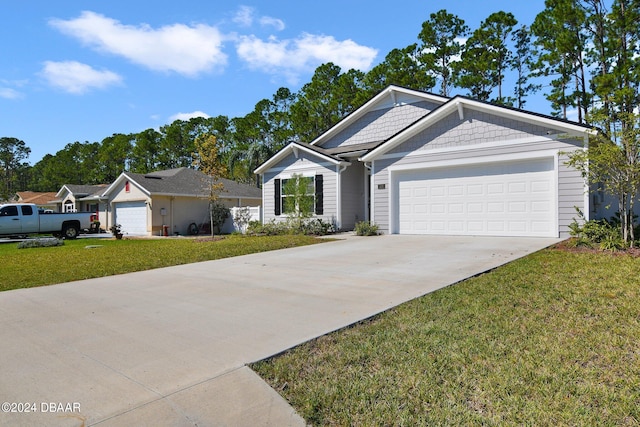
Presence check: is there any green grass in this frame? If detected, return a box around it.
[0,235,321,292]
[253,249,640,426]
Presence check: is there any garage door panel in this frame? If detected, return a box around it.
[115,202,148,236]
[508,182,527,193]
[487,183,505,195]
[467,202,483,214]
[395,158,555,237]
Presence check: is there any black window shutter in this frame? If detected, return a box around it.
[315,174,323,215]
[274,179,281,216]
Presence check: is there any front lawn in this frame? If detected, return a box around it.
[0,235,321,292]
[253,249,640,426]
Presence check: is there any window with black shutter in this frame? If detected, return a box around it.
[315,174,323,215]
[274,179,281,216]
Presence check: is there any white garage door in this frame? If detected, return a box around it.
[114,201,148,236]
[394,158,556,237]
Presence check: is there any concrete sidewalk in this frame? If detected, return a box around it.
[0,235,559,426]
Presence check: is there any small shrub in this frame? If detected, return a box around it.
[599,234,626,251]
[569,208,626,251]
[17,238,64,249]
[247,219,288,236]
[247,218,335,236]
[300,218,335,235]
[233,207,253,234]
[210,201,230,234]
[354,221,380,236]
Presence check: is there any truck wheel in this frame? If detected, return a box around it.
[62,224,79,239]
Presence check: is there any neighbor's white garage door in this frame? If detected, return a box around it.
[394,158,556,237]
[114,201,148,236]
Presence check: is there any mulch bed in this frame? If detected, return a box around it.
[552,239,640,257]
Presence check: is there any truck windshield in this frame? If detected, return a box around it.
[0,206,18,216]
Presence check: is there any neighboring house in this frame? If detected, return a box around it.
[52,184,109,214]
[256,85,598,238]
[13,191,58,211]
[101,167,261,236]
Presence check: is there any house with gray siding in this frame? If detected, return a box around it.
[255,85,596,238]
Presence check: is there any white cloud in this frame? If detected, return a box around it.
[169,111,211,122]
[0,88,22,99]
[233,6,255,27]
[49,11,227,77]
[41,60,122,94]
[260,16,285,31]
[232,6,284,31]
[236,33,377,83]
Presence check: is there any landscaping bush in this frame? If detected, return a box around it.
[569,208,625,251]
[247,218,335,236]
[354,221,380,236]
[17,238,64,249]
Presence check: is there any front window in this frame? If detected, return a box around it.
[0,206,18,216]
[282,175,315,215]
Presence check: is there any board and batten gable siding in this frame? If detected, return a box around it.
[262,151,338,226]
[372,122,586,237]
[320,101,439,150]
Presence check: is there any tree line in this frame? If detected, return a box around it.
[2,1,639,235]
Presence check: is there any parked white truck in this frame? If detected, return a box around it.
[0,203,93,239]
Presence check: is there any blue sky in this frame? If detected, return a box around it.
[1,1,548,164]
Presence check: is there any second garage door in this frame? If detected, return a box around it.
[393,158,556,237]
[114,201,148,236]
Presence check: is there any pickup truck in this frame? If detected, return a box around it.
[0,203,93,239]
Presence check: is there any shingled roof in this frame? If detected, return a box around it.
[108,167,261,199]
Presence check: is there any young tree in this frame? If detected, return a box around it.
[568,0,640,245]
[193,134,226,237]
[282,173,314,230]
[417,9,469,97]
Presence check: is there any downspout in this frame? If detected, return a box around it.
[170,196,175,235]
[583,132,591,221]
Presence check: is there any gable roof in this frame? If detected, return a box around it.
[255,85,596,174]
[254,141,348,175]
[55,184,109,200]
[310,85,448,148]
[103,167,261,199]
[15,191,58,205]
[360,95,596,161]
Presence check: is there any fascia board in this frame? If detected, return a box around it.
[310,85,449,147]
[361,98,595,162]
[254,142,341,175]
[101,173,151,198]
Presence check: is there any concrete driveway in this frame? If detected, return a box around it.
[0,235,558,426]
